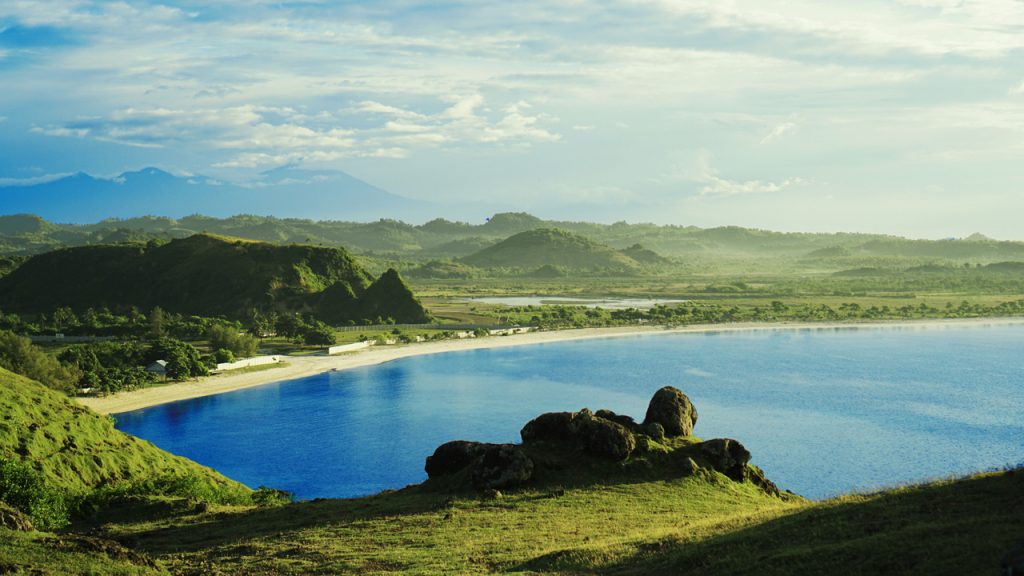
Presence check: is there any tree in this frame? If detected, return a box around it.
[149,306,166,339]
[0,330,81,394]
[149,338,207,380]
[51,307,78,332]
[207,324,258,358]
[302,322,336,346]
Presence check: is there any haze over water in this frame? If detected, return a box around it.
[115,322,1024,500]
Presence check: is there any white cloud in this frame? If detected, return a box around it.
[760,121,797,145]
[0,172,73,187]
[1010,81,1024,96]
[30,126,90,138]
[697,155,803,197]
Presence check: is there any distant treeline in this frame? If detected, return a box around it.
[484,299,1024,330]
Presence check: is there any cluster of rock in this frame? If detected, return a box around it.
[424,386,779,496]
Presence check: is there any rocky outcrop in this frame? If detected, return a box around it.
[698,438,751,481]
[425,441,533,490]
[425,441,487,478]
[520,408,636,460]
[425,386,781,496]
[698,438,780,496]
[0,501,34,531]
[473,444,534,490]
[643,386,698,437]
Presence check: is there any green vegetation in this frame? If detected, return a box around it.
[205,324,258,359]
[0,368,258,529]
[459,228,645,273]
[0,233,428,324]
[0,330,80,394]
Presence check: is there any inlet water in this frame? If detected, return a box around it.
[114,322,1024,500]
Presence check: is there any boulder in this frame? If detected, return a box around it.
[640,422,666,441]
[425,441,487,478]
[0,501,33,531]
[643,386,698,437]
[577,414,636,460]
[679,457,699,476]
[520,411,579,444]
[521,409,636,461]
[473,445,534,490]
[595,409,638,431]
[425,441,534,490]
[698,438,751,482]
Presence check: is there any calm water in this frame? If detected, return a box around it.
[467,296,688,309]
[115,322,1024,500]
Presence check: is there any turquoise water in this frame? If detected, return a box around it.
[114,323,1024,500]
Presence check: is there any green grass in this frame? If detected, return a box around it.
[0,529,166,575]
[0,367,251,510]
[6,466,1015,575]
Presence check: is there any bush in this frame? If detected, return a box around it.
[0,458,69,530]
[207,324,258,358]
[0,330,81,394]
[302,322,337,346]
[149,338,208,380]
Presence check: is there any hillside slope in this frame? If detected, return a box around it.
[0,234,429,323]
[0,367,245,494]
[461,228,641,271]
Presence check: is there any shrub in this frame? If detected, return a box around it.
[207,324,258,358]
[0,458,70,530]
[0,330,81,394]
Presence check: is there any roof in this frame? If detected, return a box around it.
[145,360,168,373]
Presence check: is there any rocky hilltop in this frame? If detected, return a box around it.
[424,386,780,497]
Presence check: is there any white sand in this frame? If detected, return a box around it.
[76,317,1024,415]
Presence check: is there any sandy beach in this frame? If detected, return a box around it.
[77,317,1024,415]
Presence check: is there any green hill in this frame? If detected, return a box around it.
[0,234,429,323]
[461,228,641,272]
[0,366,249,501]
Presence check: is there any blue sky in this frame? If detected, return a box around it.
[2,1,1023,237]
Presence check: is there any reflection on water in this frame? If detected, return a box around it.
[465,296,689,309]
[115,322,1024,500]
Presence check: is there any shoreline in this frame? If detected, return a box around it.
[77,317,1024,415]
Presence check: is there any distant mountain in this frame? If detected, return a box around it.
[461,228,641,272]
[0,166,432,223]
[0,234,429,323]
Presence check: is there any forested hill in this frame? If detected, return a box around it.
[3,213,1024,267]
[459,228,644,272]
[0,234,429,324]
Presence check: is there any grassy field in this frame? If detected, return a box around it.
[2,466,1020,575]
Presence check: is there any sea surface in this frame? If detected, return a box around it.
[465,296,688,309]
[114,322,1024,500]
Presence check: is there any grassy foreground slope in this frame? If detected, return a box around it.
[48,465,1018,575]
[0,366,247,495]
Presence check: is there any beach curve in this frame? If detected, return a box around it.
[76,317,1024,415]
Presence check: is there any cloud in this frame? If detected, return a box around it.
[1010,80,1024,96]
[34,94,560,169]
[697,155,803,197]
[760,121,797,145]
[30,125,90,138]
[0,172,72,187]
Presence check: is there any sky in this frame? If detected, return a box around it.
[1,1,1023,238]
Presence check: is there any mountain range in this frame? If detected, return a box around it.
[0,166,432,224]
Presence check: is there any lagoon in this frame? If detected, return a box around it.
[114,322,1024,500]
